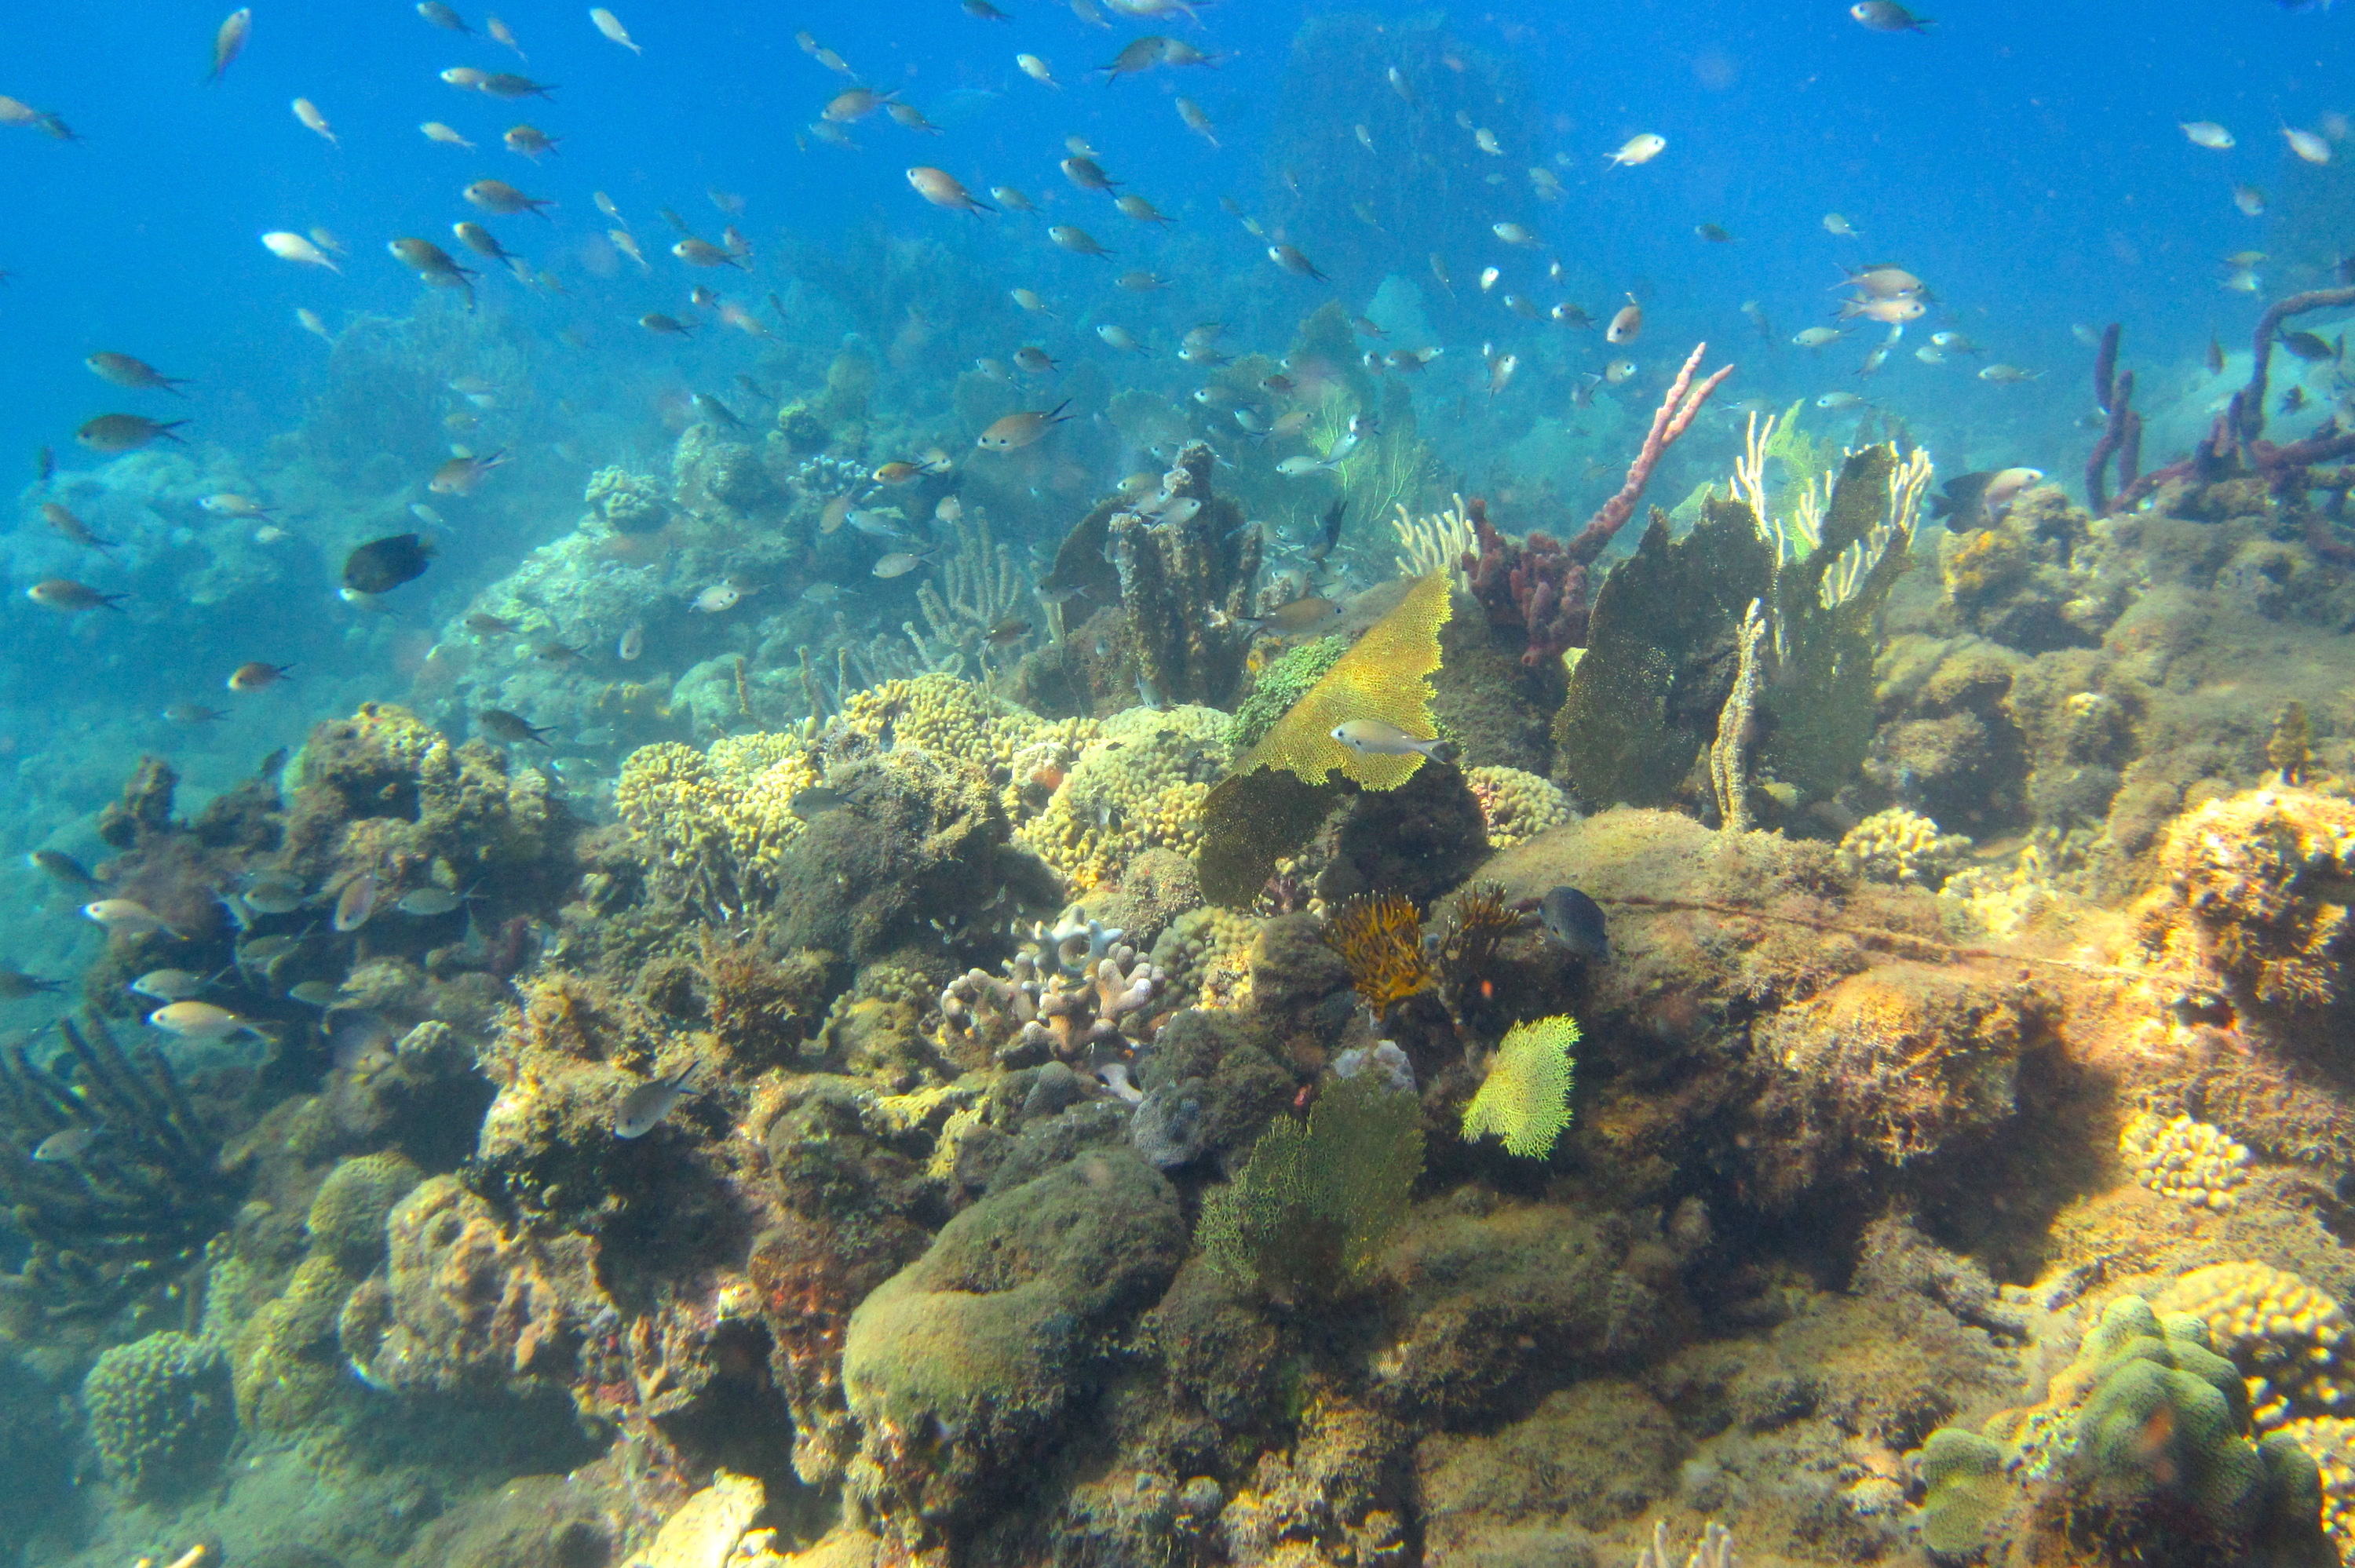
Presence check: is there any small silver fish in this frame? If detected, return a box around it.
[615,1067,699,1138]
[872,551,935,578]
[1329,719,1447,757]
[396,887,469,917]
[32,1125,100,1162]
[131,968,214,1002]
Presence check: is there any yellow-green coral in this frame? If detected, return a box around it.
[2156,1262,2355,1430]
[1229,636,1348,753]
[1462,1016,1579,1158]
[1464,766,1570,848]
[2120,1113,2251,1212]
[1014,705,1229,892]
[1235,572,1452,791]
[232,1251,360,1435]
[616,731,823,906]
[585,465,667,531]
[1836,807,1972,890]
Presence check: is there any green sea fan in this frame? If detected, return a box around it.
[1461,1016,1580,1158]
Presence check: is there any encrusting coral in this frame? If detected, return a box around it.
[2120,1111,2251,1212]
[1013,705,1231,893]
[615,732,822,917]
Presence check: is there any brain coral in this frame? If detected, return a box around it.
[307,1149,425,1269]
[82,1329,234,1495]
[2119,1112,2250,1212]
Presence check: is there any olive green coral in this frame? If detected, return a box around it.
[2119,1113,2250,1212]
[1461,1016,1579,1159]
[2280,1415,2355,1557]
[82,1329,234,1495]
[1199,1072,1423,1304]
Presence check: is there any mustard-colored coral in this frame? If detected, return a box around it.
[1235,571,1452,790]
[1464,766,1570,848]
[2120,1112,2251,1212]
[841,672,1096,820]
[1461,1016,1579,1158]
[1836,807,1972,890]
[2280,1415,2355,1556]
[1324,892,1434,1009]
[616,731,822,908]
[2156,1262,2355,1430]
[1013,705,1230,893]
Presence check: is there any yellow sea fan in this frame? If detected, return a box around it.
[1462,1015,1580,1158]
[1237,571,1452,791]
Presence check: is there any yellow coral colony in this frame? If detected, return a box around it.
[2118,1111,2250,1211]
[1235,571,1453,791]
[2156,1261,2355,1429]
[1461,1015,1581,1158]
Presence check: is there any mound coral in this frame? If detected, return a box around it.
[82,1329,234,1496]
[2279,1414,2355,1559]
[1835,807,1972,891]
[842,670,1096,817]
[1463,766,1570,848]
[2156,1262,2355,1430]
[840,1152,1186,1553]
[1148,906,1259,1009]
[2119,1112,2250,1212]
[1460,1016,1580,1159]
[1323,892,1434,1010]
[1199,1072,1424,1304]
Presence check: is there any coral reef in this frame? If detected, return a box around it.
[1109,442,1263,708]
[1322,892,1435,1011]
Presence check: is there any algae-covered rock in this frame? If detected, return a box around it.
[841,1149,1186,1552]
[82,1329,235,1496]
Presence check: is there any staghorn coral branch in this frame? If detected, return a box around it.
[1568,342,1735,566]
